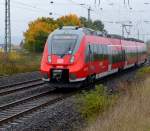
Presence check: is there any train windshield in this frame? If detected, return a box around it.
[51,35,78,56]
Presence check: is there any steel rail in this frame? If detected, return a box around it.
[0,78,42,90]
[0,93,72,126]
[0,80,44,96]
[0,90,51,111]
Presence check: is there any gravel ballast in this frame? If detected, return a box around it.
[2,96,86,131]
[0,72,41,87]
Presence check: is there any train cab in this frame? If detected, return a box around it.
[40,26,88,87]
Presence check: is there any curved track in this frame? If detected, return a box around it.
[0,91,72,127]
[0,78,75,128]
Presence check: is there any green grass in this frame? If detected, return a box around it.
[0,52,42,75]
[76,85,117,121]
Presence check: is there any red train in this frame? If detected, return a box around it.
[40,26,147,88]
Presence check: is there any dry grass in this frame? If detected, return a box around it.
[85,77,150,131]
[0,52,41,75]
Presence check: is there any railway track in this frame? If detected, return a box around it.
[0,77,75,129]
[0,79,44,96]
[0,78,43,90]
[0,90,73,128]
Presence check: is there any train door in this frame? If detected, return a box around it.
[136,43,139,64]
[121,49,126,68]
[85,44,93,76]
[88,44,95,75]
[101,44,109,72]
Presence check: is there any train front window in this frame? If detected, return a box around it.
[51,35,78,56]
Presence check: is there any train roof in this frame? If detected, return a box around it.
[55,26,144,43]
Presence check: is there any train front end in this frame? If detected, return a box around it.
[40,27,86,88]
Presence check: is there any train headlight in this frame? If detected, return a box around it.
[48,56,51,63]
[70,56,75,63]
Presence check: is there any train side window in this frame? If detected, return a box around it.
[102,45,108,60]
[122,49,126,61]
[96,44,100,60]
[116,49,121,62]
[112,48,118,63]
[112,49,115,63]
[117,50,119,62]
[93,44,97,61]
[108,46,113,64]
[90,44,95,61]
[99,44,103,60]
[96,44,99,58]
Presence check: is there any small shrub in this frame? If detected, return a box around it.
[76,85,117,121]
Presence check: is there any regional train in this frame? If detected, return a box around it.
[40,26,147,88]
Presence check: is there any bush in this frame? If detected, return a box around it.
[76,85,117,121]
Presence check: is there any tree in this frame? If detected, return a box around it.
[57,14,81,27]
[80,17,93,28]
[92,20,104,31]
[80,17,87,26]
[24,17,58,52]
[80,17,104,31]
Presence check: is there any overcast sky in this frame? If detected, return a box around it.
[0,0,150,44]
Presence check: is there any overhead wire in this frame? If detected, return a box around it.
[11,0,150,39]
[1,0,150,40]
[0,0,64,27]
[11,0,63,16]
[67,0,150,40]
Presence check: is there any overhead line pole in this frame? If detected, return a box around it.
[4,0,11,53]
[4,0,8,53]
[8,0,11,52]
[79,3,92,22]
[122,24,132,38]
[88,7,91,22]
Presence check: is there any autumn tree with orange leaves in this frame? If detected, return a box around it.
[24,14,81,52]
[24,17,57,52]
[57,14,81,26]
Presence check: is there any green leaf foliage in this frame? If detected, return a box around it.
[80,17,105,31]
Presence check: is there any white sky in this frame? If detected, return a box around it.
[0,0,150,44]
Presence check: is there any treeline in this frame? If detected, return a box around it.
[23,14,105,52]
